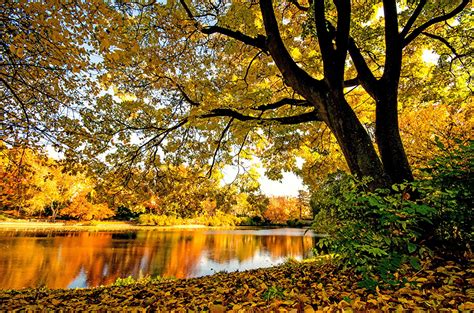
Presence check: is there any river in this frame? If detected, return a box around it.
[0,228,316,289]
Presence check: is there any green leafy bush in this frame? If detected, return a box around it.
[115,206,141,221]
[312,178,433,289]
[239,215,268,226]
[417,138,473,252]
[286,219,304,227]
[262,286,286,301]
[310,139,472,289]
[111,275,165,287]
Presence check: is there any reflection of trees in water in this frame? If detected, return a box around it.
[203,234,314,263]
[0,230,315,289]
[0,232,149,289]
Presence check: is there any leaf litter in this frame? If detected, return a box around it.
[0,257,472,311]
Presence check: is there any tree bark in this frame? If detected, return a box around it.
[324,90,390,189]
[375,91,414,184]
[259,0,389,189]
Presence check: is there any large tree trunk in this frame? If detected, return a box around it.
[258,0,411,190]
[375,90,414,184]
[325,90,390,189]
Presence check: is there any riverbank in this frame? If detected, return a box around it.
[0,220,312,232]
[0,220,213,232]
[0,257,472,311]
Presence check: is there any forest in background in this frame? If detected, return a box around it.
[0,145,312,224]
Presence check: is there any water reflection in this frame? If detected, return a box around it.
[0,228,316,289]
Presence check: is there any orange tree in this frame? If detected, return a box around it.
[264,196,301,224]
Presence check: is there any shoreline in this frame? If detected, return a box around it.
[0,220,298,232]
[0,221,224,231]
[0,258,471,311]
[0,221,471,310]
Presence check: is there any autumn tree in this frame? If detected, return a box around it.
[264,196,301,223]
[0,2,122,149]
[0,144,33,213]
[89,0,470,189]
[2,1,471,191]
[0,145,112,220]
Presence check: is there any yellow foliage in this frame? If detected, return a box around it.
[400,103,473,175]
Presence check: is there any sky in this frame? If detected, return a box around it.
[259,172,304,197]
[222,164,305,197]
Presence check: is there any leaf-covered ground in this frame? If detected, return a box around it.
[0,258,472,312]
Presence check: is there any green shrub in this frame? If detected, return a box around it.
[112,275,137,287]
[115,206,140,221]
[310,139,472,289]
[310,170,356,220]
[286,219,304,227]
[239,215,274,226]
[418,138,473,252]
[111,275,165,287]
[313,178,434,290]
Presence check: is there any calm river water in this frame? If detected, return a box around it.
[0,228,316,289]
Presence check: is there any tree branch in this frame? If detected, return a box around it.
[421,31,465,59]
[313,0,334,68]
[252,98,311,111]
[176,83,199,107]
[288,0,309,11]
[172,74,316,123]
[347,38,378,98]
[343,77,359,88]
[0,77,30,127]
[399,0,427,39]
[208,117,234,177]
[333,0,351,85]
[259,0,327,111]
[244,51,264,84]
[382,0,402,84]
[202,108,322,124]
[403,0,470,47]
[127,118,189,168]
[179,0,268,52]
[201,26,268,53]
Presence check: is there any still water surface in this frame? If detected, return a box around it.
[0,228,316,289]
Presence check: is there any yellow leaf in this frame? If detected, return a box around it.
[15,46,25,58]
[254,16,263,29]
[303,305,315,313]
[210,304,226,313]
[321,287,329,301]
[290,47,302,60]
[131,43,139,53]
[102,37,110,50]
